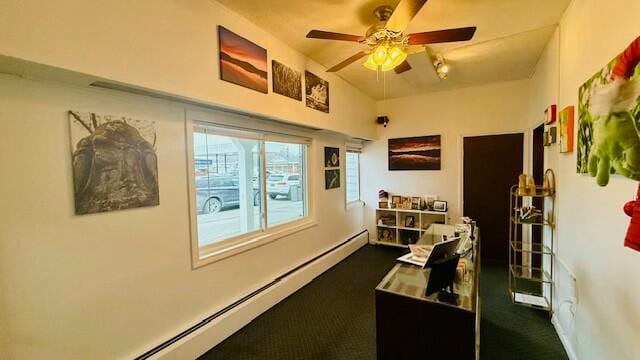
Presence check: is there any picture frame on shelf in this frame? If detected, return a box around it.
[433,200,448,212]
[378,228,395,243]
[424,195,438,210]
[379,201,389,209]
[391,196,401,208]
[404,215,416,228]
[411,196,422,210]
[401,197,412,209]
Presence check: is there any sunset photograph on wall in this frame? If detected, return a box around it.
[218,26,268,93]
[388,135,441,171]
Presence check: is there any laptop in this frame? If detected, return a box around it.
[397,237,462,268]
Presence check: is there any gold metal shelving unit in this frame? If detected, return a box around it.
[508,170,555,312]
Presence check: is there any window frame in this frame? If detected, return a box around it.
[345,144,363,208]
[186,110,316,268]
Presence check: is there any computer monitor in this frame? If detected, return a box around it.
[425,253,461,296]
[423,237,461,268]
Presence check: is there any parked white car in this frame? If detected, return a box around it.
[267,173,301,199]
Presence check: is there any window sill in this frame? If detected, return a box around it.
[345,200,365,210]
[193,218,317,268]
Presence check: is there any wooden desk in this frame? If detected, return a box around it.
[375,232,480,360]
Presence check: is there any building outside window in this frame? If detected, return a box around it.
[189,122,310,263]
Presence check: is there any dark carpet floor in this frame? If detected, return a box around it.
[200,245,567,360]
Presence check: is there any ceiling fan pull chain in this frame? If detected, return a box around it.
[383,70,387,101]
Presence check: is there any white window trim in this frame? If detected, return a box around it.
[345,146,363,209]
[186,109,316,268]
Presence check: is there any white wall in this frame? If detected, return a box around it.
[528,1,640,359]
[0,0,376,357]
[0,73,368,359]
[361,79,532,235]
[0,0,376,140]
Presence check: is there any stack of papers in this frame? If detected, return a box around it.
[397,244,434,267]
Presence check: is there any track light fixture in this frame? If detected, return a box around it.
[433,54,450,79]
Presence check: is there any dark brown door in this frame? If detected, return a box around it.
[464,134,523,263]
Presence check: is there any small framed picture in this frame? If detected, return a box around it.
[378,228,395,243]
[391,196,401,208]
[324,147,340,168]
[411,196,422,210]
[379,201,388,209]
[424,195,438,210]
[401,197,412,209]
[404,215,415,228]
[433,200,448,212]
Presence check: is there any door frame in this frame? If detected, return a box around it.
[458,130,529,218]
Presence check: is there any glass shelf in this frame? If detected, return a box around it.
[511,187,555,198]
[510,216,553,226]
[510,265,552,283]
[510,241,553,255]
[511,291,551,310]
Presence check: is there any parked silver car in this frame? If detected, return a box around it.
[267,173,301,199]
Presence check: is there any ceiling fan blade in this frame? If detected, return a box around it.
[385,0,428,33]
[306,30,365,42]
[394,60,412,74]
[407,27,477,45]
[327,51,369,72]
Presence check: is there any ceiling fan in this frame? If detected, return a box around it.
[305,0,477,75]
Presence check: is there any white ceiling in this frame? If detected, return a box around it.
[217,0,570,99]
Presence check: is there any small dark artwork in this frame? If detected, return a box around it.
[305,71,329,113]
[69,111,159,215]
[272,60,302,101]
[324,147,340,168]
[218,26,268,93]
[325,169,340,189]
[389,135,441,171]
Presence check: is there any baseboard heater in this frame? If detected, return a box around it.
[135,229,369,360]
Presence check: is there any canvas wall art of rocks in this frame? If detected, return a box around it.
[69,111,159,215]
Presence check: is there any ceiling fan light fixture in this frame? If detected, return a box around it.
[363,44,407,72]
[372,45,389,65]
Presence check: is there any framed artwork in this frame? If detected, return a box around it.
[218,26,268,93]
[324,147,340,168]
[411,196,422,210]
[272,60,302,101]
[559,106,575,153]
[400,197,412,209]
[305,71,329,113]
[544,104,557,125]
[544,131,550,147]
[549,127,557,144]
[378,228,395,243]
[69,111,159,215]
[424,195,438,210]
[389,135,441,170]
[391,196,401,208]
[325,169,340,189]
[577,35,640,178]
[433,200,448,212]
[404,215,416,228]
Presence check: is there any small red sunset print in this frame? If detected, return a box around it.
[218,26,268,93]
